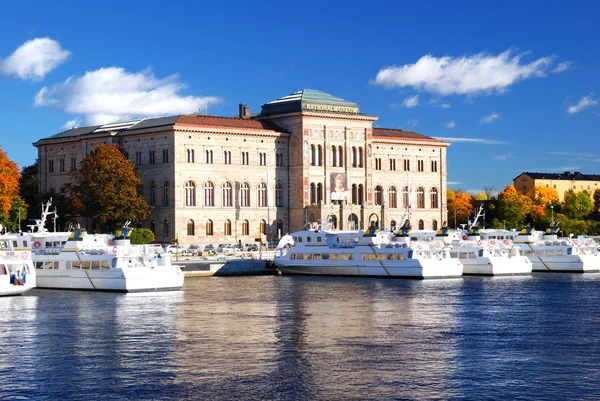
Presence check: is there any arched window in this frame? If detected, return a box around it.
[186,149,194,163]
[317,183,323,204]
[258,182,267,207]
[402,186,409,208]
[351,147,357,167]
[224,220,231,236]
[358,147,363,167]
[222,181,233,207]
[150,220,156,234]
[185,181,196,206]
[352,184,358,205]
[348,214,359,230]
[374,185,383,206]
[417,187,425,209]
[206,219,213,236]
[242,219,249,235]
[317,145,322,166]
[149,180,156,206]
[330,215,338,229]
[204,181,214,206]
[310,145,316,166]
[432,219,438,231]
[275,183,284,207]
[358,184,364,205]
[331,146,337,166]
[431,187,439,209]
[260,219,267,235]
[205,150,213,163]
[187,219,195,236]
[310,213,317,223]
[418,219,424,230]
[276,219,283,239]
[241,182,250,207]
[163,181,170,207]
[310,183,316,204]
[389,186,397,208]
[338,146,343,167]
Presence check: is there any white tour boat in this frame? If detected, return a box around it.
[274,224,463,279]
[479,225,600,273]
[18,201,184,292]
[407,226,532,276]
[0,228,36,296]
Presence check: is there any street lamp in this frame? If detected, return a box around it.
[550,205,554,224]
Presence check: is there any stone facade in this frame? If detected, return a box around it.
[34,90,449,246]
[514,171,600,202]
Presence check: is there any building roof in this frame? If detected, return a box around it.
[260,89,361,116]
[176,115,285,132]
[372,127,444,143]
[516,171,600,181]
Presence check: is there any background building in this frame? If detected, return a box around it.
[34,89,450,246]
[514,171,600,202]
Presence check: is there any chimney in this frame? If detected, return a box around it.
[574,171,581,176]
[238,104,251,119]
[564,171,570,176]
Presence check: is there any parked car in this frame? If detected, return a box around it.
[222,245,240,255]
[245,244,258,252]
[216,244,230,253]
[203,244,215,255]
[187,244,201,256]
[166,244,187,254]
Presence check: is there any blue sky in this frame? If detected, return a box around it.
[1,0,598,195]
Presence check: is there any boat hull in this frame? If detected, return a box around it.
[528,255,600,272]
[36,266,184,292]
[0,283,35,296]
[462,257,532,276]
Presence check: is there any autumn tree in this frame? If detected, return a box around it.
[562,189,593,219]
[447,189,474,228]
[0,146,23,229]
[70,144,151,232]
[527,186,559,222]
[496,185,533,229]
[593,188,600,214]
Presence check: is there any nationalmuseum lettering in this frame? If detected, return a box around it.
[304,104,359,113]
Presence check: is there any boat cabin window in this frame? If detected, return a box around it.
[387,254,396,260]
[12,240,17,247]
[567,248,572,255]
[478,250,484,257]
[317,237,322,242]
[535,250,544,256]
[304,254,312,260]
[306,237,312,243]
[297,237,303,243]
[322,254,330,260]
[331,254,338,260]
[313,254,321,260]
[378,254,386,261]
[545,250,554,256]
[556,249,565,256]
[340,254,353,260]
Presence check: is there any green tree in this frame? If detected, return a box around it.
[70,144,151,232]
[129,228,155,244]
[19,160,39,220]
[562,189,593,219]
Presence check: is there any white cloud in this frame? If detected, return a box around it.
[35,67,222,125]
[406,118,418,127]
[61,118,82,130]
[493,152,512,161]
[445,121,455,128]
[373,48,563,96]
[441,103,451,108]
[0,37,70,80]
[567,93,598,114]
[552,61,572,73]
[435,137,510,145]
[403,94,419,108]
[480,112,500,124]
[447,181,461,185]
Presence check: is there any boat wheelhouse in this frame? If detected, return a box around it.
[0,230,36,296]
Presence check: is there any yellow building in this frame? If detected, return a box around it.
[34,89,451,246]
[514,171,600,202]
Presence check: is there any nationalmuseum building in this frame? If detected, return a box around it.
[34,89,450,246]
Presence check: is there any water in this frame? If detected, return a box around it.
[2,273,600,400]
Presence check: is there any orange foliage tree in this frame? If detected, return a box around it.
[0,146,21,218]
[497,185,533,229]
[447,189,474,228]
[70,144,151,232]
[527,185,559,221]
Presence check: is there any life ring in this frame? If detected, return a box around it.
[572,239,578,245]
[21,252,27,260]
[34,241,41,249]
[476,240,482,246]
[489,240,496,246]
[462,235,467,240]
[503,239,509,245]
[112,246,118,254]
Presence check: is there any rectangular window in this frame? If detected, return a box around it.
[162,149,169,163]
[417,160,424,172]
[48,160,54,173]
[136,151,143,165]
[431,160,438,172]
[149,150,155,164]
[70,157,77,171]
[59,159,65,172]
[403,159,410,171]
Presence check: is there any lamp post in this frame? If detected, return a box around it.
[550,205,554,224]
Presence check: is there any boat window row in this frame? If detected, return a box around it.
[289,252,411,261]
[534,249,570,256]
[35,261,113,270]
